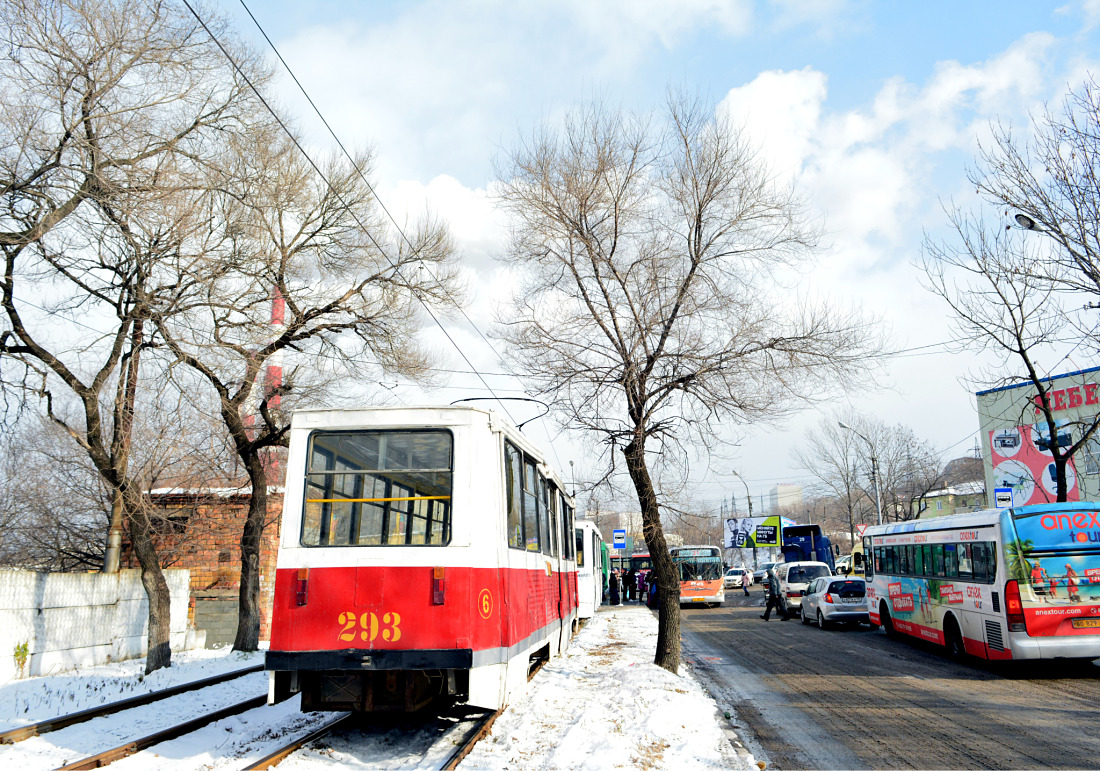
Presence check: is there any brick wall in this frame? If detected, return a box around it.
[123,489,283,645]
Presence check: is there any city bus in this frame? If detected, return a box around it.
[630,552,653,574]
[670,545,725,607]
[864,502,1100,661]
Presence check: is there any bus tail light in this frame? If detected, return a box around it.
[823,593,834,604]
[432,566,445,605]
[1005,579,1026,632]
[295,568,309,607]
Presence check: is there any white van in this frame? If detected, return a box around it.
[777,561,832,615]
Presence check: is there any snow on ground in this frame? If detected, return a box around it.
[0,606,756,770]
[459,605,756,771]
[0,647,263,732]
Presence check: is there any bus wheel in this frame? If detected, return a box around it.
[945,616,966,659]
[880,601,897,638]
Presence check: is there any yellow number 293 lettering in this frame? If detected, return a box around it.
[337,611,356,642]
[360,611,378,642]
[382,612,402,642]
[335,610,402,643]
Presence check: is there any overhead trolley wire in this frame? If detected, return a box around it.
[228,0,575,470]
[180,0,520,428]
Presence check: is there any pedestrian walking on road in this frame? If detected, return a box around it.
[760,566,788,621]
[740,569,751,596]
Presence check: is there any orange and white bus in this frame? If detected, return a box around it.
[671,545,725,607]
[864,502,1100,661]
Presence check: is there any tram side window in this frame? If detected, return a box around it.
[874,546,883,574]
[523,459,541,552]
[506,442,524,549]
[863,537,874,579]
[538,474,552,556]
[302,430,452,547]
[561,497,572,560]
[546,482,560,558]
[914,543,924,576]
[922,545,932,577]
[575,529,584,566]
[565,503,575,560]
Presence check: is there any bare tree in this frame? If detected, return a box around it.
[970,77,1100,302]
[152,132,462,651]
[922,212,1100,501]
[495,93,883,672]
[0,0,269,672]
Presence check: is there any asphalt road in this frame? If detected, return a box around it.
[680,586,1100,770]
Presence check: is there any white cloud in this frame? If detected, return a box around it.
[718,67,828,178]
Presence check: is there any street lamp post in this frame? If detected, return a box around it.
[839,422,883,526]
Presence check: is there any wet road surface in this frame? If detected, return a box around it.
[680,587,1100,770]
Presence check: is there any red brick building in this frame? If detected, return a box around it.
[123,487,284,646]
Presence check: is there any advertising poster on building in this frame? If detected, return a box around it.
[988,421,1080,506]
[724,516,795,548]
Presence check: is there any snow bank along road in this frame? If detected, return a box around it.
[0,606,752,770]
[682,587,1100,770]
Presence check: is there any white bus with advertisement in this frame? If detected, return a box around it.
[864,502,1100,662]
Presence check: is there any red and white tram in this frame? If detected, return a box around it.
[266,406,578,712]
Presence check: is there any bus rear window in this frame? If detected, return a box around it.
[302,429,452,547]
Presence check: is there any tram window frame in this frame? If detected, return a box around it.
[538,473,552,556]
[505,441,524,549]
[523,458,541,552]
[301,429,452,548]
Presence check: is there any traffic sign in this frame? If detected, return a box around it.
[994,487,1013,509]
[612,529,626,548]
[856,524,867,537]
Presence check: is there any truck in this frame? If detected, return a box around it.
[780,524,836,571]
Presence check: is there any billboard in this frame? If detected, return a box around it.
[724,516,795,548]
[988,420,1080,506]
[977,366,1100,506]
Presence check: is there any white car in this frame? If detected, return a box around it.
[777,561,832,614]
[723,567,752,589]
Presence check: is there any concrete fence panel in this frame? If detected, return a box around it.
[0,569,202,681]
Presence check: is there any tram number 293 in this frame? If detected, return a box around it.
[337,610,403,643]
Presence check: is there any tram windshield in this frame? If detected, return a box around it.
[302,429,452,547]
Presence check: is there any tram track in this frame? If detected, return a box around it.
[54,694,269,770]
[246,650,544,769]
[0,663,263,745]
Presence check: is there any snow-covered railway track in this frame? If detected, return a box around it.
[0,664,264,745]
[243,707,503,771]
[53,694,268,770]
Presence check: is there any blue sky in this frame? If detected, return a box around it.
[216,0,1100,513]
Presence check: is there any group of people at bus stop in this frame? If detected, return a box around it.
[607,567,659,608]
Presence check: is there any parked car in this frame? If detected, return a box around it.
[723,567,752,589]
[799,576,871,628]
[777,561,832,615]
[752,561,780,584]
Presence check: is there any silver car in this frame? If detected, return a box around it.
[799,576,870,628]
